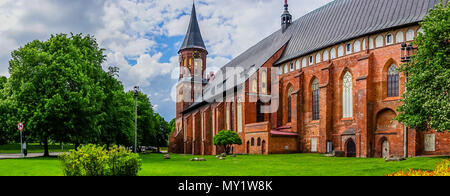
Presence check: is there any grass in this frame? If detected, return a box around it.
[0,143,74,154]
[0,153,448,176]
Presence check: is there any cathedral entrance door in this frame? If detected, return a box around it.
[346,139,356,157]
[382,140,390,159]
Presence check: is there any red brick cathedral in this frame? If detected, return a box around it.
[169,0,449,158]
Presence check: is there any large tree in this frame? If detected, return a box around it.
[397,2,449,132]
[127,91,155,148]
[98,67,134,148]
[154,114,170,152]
[0,76,16,145]
[7,34,106,156]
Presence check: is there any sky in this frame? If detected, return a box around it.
[0,0,333,121]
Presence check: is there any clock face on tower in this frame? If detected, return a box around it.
[193,51,201,59]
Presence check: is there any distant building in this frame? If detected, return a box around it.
[169,0,449,157]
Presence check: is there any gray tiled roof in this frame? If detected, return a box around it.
[182,0,443,114]
[277,0,443,64]
[179,3,206,52]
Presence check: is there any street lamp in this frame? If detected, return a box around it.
[400,43,417,63]
[400,42,417,158]
[134,86,140,153]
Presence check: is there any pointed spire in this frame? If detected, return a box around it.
[281,0,292,32]
[179,3,206,53]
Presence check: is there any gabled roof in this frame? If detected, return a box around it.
[182,0,443,114]
[276,0,443,64]
[179,3,206,52]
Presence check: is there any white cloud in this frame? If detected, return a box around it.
[0,0,334,119]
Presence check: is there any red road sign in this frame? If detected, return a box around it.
[17,122,24,132]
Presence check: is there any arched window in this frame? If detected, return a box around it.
[362,39,366,50]
[342,71,353,118]
[302,58,307,68]
[251,78,258,93]
[387,64,399,97]
[396,31,404,43]
[375,35,384,48]
[386,33,393,45]
[309,56,314,65]
[288,87,294,123]
[330,48,337,59]
[406,29,415,41]
[338,46,344,57]
[261,71,267,94]
[226,104,231,130]
[257,138,261,146]
[251,138,255,146]
[369,37,374,49]
[237,102,243,133]
[284,64,289,73]
[354,40,361,53]
[194,59,203,76]
[312,79,320,120]
[230,103,234,131]
[296,60,301,70]
[290,63,294,72]
[316,53,321,64]
[346,43,352,54]
[323,50,329,61]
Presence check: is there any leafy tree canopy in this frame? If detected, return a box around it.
[213,130,242,154]
[7,34,106,156]
[397,2,450,132]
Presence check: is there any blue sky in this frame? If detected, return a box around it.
[0,0,333,121]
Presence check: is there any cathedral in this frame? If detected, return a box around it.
[169,0,449,158]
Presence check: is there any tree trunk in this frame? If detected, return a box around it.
[43,137,49,157]
[157,146,161,153]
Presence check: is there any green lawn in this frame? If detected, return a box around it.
[0,153,448,176]
[0,143,74,154]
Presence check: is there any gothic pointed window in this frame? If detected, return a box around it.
[342,72,353,118]
[396,31,404,43]
[323,50,329,61]
[237,102,243,133]
[387,65,399,97]
[288,87,294,123]
[261,71,268,94]
[251,78,258,93]
[406,29,415,41]
[312,79,320,120]
[330,48,337,59]
[354,40,361,53]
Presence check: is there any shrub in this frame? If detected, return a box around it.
[59,144,142,176]
[387,159,450,176]
[108,146,142,176]
[213,130,242,154]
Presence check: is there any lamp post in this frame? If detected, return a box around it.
[134,86,140,153]
[400,42,417,158]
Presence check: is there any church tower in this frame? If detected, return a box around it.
[177,3,208,118]
[281,0,292,32]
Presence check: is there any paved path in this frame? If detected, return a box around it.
[0,152,64,159]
